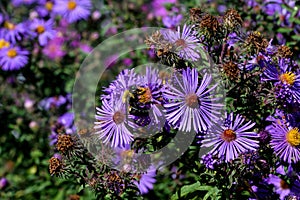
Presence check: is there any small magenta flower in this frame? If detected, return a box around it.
[54,0,92,23]
[42,36,66,60]
[202,112,259,162]
[0,46,29,71]
[30,19,56,46]
[0,177,8,190]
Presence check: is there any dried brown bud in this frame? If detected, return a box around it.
[223,61,240,80]
[277,45,293,58]
[49,157,63,176]
[223,9,243,32]
[56,134,74,154]
[104,171,125,195]
[244,31,269,54]
[200,14,220,37]
[189,8,205,22]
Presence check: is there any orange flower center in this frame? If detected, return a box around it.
[0,39,10,49]
[280,72,296,85]
[7,49,17,58]
[36,25,45,34]
[221,129,236,142]
[113,111,125,124]
[4,21,15,30]
[286,127,300,147]
[45,1,53,11]
[185,93,199,108]
[67,1,77,10]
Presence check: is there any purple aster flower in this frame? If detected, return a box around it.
[42,36,66,60]
[268,119,300,163]
[162,24,201,61]
[263,58,300,104]
[262,0,282,16]
[58,112,74,129]
[54,0,92,23]
[12,0,36,6]
[133,166,156,194]
[101,69,138,102]
[30,19,56,46]
[202,112,259,162]
[39,95,67,110]
[163,67,223,132]
[49,131,58,146]
[201,153,219,170]
[0,46,29,71]
[36,0,56,17]
[266,165,291,200]
[0,21,26,44]
[94,99,136,148]
[162,14,183,29]
[151,0,177,18]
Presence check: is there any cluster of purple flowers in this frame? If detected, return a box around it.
[0,0,92,71]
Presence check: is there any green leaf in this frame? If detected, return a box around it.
[291,35,300,41]
[171,182,201,200]
[277,27,293,33]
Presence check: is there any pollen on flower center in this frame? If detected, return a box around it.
[45,1,53,11]
[221,129,236,142]
[175,39,187,49]
[67,1,77,10]
[137,87,152,103]
[280,179,289,189]
[36,25,45,34]
[0,39,10,49]
[113,111,125,124]
[280,72,296,85]
[286,127,300,147]
[7,49,17,58]
[4,21,15,30]
[185,93,199,108]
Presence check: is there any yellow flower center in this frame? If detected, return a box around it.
[286,127,300,147]
[45,1,53,11]
[280,72,296,85]
[221,129,236,142]
[67,1,77,10]
[0,39,10,49]
[36,25,45,34]
[7,49,17,58]
[4,21,15,30]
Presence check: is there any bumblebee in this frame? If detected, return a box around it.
[122,86,152,126]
